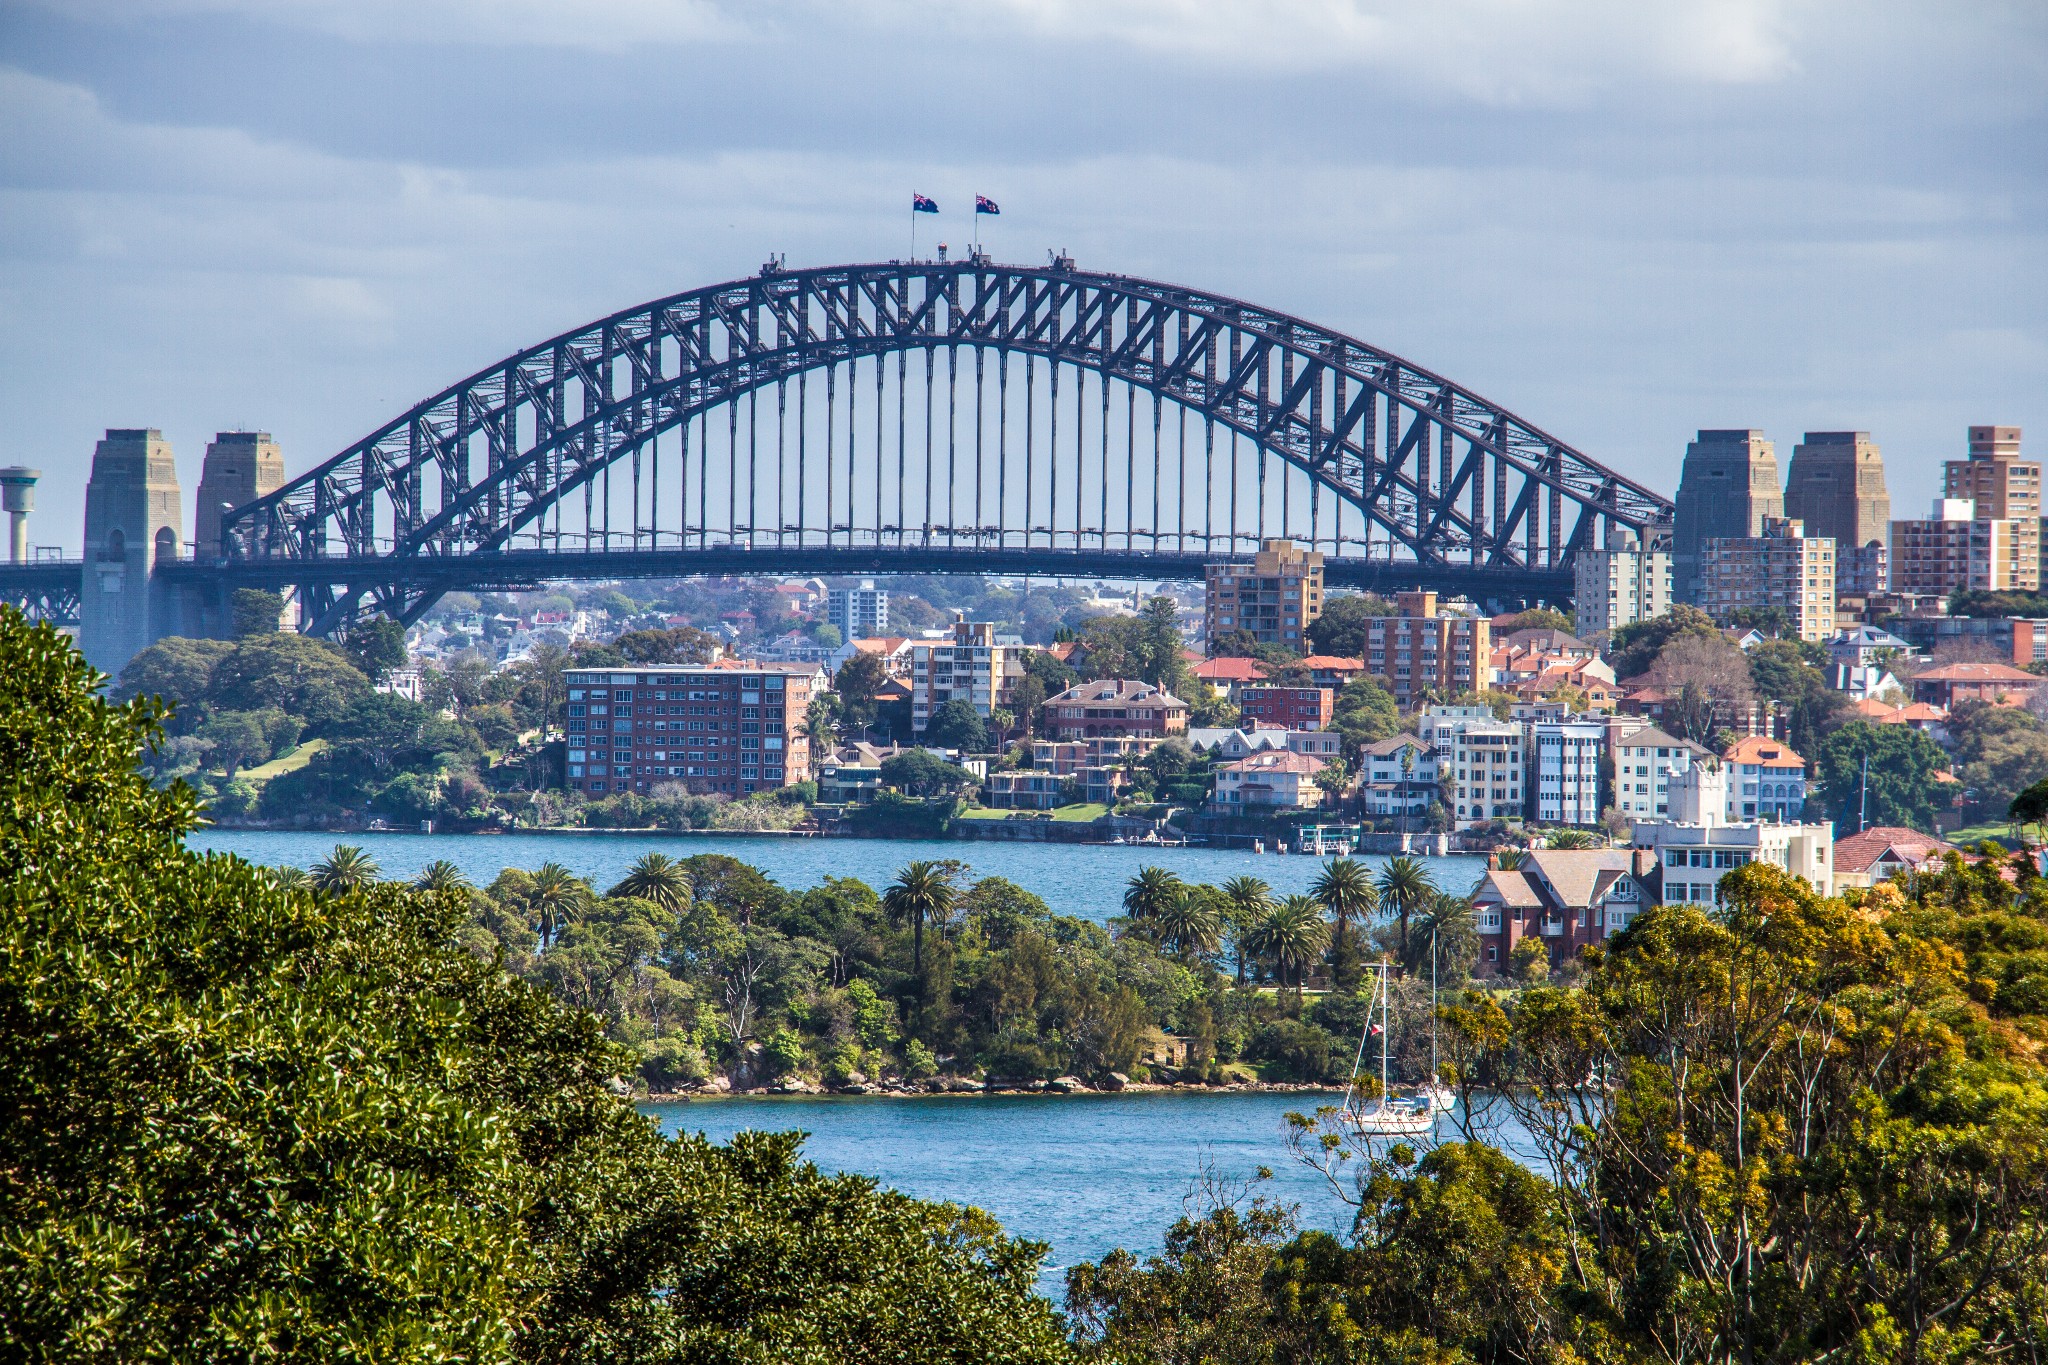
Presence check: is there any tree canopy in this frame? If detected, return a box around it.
[0,606,1068,1361]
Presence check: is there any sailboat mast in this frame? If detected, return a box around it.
[1379,961,1390,1101]
[1429,928,1438,1087]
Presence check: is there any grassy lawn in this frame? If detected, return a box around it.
[231,739,327,783]
[1050,803,1109,822]
[1942,821,2020,849]
[953,806,1011,820]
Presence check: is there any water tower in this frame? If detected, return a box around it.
[0,467,38,563]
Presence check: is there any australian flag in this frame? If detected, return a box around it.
[913,193,939,214]
[976,195,1000,215]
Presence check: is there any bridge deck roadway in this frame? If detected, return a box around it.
[161,546,1570,604]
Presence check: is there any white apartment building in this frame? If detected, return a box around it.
[828,580,889,639]
[909,616,1025,735]
[1530,720,1605,827]
[1611,725,1713,822]
[1361,734,1439,823]
[1421,705,1524,829]
[1573,528,1672,636]
[1630,765,1833,905]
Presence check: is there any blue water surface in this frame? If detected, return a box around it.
[192,829,1484,925]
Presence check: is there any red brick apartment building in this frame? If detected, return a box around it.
[564,663,817,798]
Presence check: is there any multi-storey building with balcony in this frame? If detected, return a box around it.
[1470,848,1657,975]
[1420,705,1523,829]
[1203,538,1324,647]
[1721,735,1807,822]
[1631,765,1833,905]
[1610,725,1713,822]
[1362,591,1489,707]
[827,580,889,638]
[1360,734,1438,824]
[909,616,1026,735]
[1530,720,1605,827]
[1891,497,2039,596]
[1572,527,1672,636]
[1041,680,1189,741]
[563,663,818,798]
[1698,516,1837,643]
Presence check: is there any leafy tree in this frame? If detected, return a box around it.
[206,632,369,719]
[833,649,891,734]
[1948,700,2048,816]
[7,608,1076,1359]
[1810,721,1950,833]
[1022,646,1078,696]
[1493,606,1573,636]
[414,858,471,892]
[921,696,991,752]
[1327,675,1401,758]
[880,747,975,797]
[1645,634,1756,746]
[194,708,271,780]
[1607,603,1722,680]
[343,614,409,683]
[1306,593,1393,657]
[114,636,234,731]
[1749,638,1848,752]
[576,625,722,667]
[228,587,285,637]
[2011,777,2048,843]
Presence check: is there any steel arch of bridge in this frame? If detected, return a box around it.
[222,259,1671,632]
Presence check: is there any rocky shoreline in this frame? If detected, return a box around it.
[643,1074,1349,1103]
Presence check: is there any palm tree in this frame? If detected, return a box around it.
[1494,848,1527,871]
[268,865,309,890]
[1244,895,1331,1008]
[1376,855,1437,958]
[1153,888,1223,962]
[414,858,471,893]
[529,861,589,948]
[309,844,379,892]
[1310,857,1378,988]
[1122,866,1184,922]
[883,860,956,983]
[1220,876,1272,985]
[609,852,690,911]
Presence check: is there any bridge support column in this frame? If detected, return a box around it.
[80,428,184,680]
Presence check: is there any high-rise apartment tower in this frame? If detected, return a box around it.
[1672,430,1784,604]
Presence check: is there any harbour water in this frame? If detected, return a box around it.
[191,829,1486,925]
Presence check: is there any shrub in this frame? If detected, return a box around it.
[1246,1018,1339,1081]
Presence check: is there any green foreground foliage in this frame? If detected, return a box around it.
[1069,859,2048,1364]
[0,610,1065,1361]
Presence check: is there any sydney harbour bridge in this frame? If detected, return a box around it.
[1,257,1673,654]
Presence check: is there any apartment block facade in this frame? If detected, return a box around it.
[564,663,817,798]
[828,580,889,639]
[1572,528,1672,636]
[1238,685,1334,730]
[909,618,1025,734]
[1891,498,2039,596]
[1362,591,1490,707]
[1530,720,1605,827]
[1420,706,1524,829]
[1610,725,1712,822]
[1698,516,1837,643]
[1041,679,1189,741]
[1203,538,1324,647]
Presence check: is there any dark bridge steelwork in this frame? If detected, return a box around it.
[221,259,1671,632]
[0,560,84,627]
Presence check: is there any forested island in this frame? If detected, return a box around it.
[7,606,2047,1363]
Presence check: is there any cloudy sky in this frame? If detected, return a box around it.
[2,0,2043,549]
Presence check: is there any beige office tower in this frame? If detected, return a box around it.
[1784,431,1890,596]
[1672,430,1783,604]
[80,428,184,677]
[1943,426,2039,592]
[195,431,286,558]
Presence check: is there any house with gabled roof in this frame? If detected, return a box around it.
[1470,848,1658,974]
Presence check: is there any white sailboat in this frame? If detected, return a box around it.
[1345,959,1443,1137]
[1419,926,1456,1110]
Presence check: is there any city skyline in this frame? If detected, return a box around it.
[2,1,2044,546]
